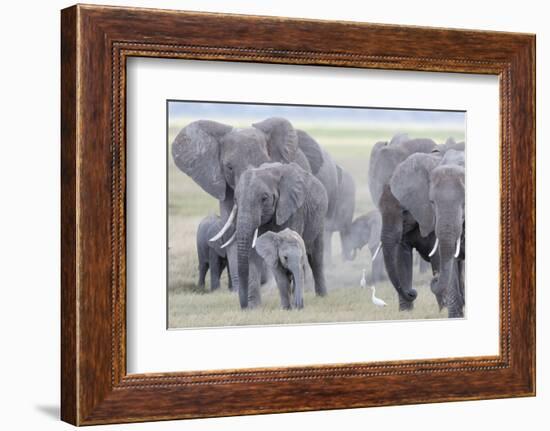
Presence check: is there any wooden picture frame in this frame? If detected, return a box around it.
[61,4,535,425]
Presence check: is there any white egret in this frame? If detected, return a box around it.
[360,268,386,306]
[369,285,387,307]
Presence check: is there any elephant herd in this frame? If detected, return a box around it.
[172,117,465,318]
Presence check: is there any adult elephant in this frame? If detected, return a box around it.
[390,149,465,317]
[368,134,438,310]
[171,117,337,304]
[325,164,356,262]
[230,162,328,308]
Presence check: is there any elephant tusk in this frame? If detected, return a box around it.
[209,205,237,242]
[454,237,461,258]
[220,231,236,249]
[428,237,439,257]
[251,228,259,248]
[372,242,382,261]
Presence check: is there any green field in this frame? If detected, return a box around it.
[168,118,464,328]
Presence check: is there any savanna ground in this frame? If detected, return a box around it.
[168,117,464,328]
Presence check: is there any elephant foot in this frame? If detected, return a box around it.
[293,297,304,310]
[399,297,415,311]
[448,308,464,318]
[314,287,327,297]
[247,295,262,309]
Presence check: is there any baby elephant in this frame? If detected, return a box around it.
[196,214,231,291]
[342,210,387,284]
[255,229,307,310]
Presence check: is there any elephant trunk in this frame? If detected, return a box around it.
[288,260,304,309]
[380,223,417,309]
[435,216,464,318]
[236,213,258,309]
[340,230,356,261]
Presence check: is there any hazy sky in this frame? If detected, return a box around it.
[168,100,465,128]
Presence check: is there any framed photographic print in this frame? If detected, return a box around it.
[61,4,536,425]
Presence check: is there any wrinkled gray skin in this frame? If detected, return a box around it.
[171,117,337,305]
[429,159,465,317]
[255,229,307,310]
[325,165,356,262]
[235,162,328,308]
[341,210,387,284]
[368,134,439,310]
[296,130,339,222]
[390,149,465,317]
[295,130,340,262]
[196,215,231,291]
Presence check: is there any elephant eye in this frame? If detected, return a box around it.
[226,163,233,171]
[261,193,269,202]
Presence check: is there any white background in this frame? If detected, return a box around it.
[127,59,499,373]
[0,0,546,430]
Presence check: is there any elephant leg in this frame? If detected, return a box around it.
[272,267,291,310]
[226,264,233,291]
[208,249,222,291]
[308,234,328,297]
[219,196,240,293]
[198,258,208,290]
[247,251,263,308]
[220,258,228,289]
[260,260,271,285]
[323,229,333,265]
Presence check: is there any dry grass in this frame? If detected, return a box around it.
[168,121,464,328]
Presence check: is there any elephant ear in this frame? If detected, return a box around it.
[252,117,298,165]
[366,210,382,248]
[171,120,232,200]
[255,231,280,268]
[276,163,310,225]
[296,130,324,174]
[368,142,404,207]
[390,153,441,237]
